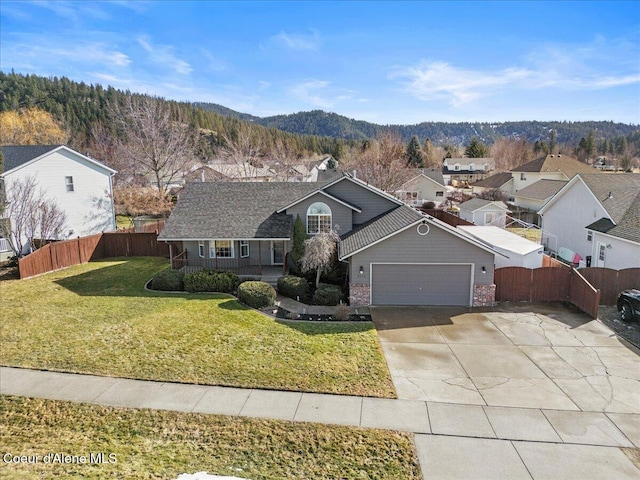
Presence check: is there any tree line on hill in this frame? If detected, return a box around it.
[1,71,638,217]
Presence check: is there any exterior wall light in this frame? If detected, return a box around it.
[481,266,486,274]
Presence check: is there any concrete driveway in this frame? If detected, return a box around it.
[372,303,640,413]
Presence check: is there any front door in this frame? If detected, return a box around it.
[272,241,284,265]
[596,242,606,267]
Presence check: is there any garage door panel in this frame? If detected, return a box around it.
[371,264,471,306]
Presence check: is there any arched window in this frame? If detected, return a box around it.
[307,202,332,234]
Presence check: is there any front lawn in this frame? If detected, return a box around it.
[0,396,422,479]
[0,258,394,398]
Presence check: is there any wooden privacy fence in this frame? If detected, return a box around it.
[18,232,169,279]
[495,266,601,318]
[578,267,640,305]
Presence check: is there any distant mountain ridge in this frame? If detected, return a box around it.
[194,102,637,146]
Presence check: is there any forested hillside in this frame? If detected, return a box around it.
[196,103,638,146]
[0,72,352,159]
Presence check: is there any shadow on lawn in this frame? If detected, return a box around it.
[54,259,218,300]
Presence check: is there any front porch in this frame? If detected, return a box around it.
[170,249,287,280]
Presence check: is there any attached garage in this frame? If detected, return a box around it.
[371,263,472,306]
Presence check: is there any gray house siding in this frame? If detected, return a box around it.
[324,180,398,225]
[349,225,494,285]
[180,239,281,267]
[348,224,495,306]
[285,192,353,234]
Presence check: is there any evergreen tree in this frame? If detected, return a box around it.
[290,215,307,272]
[464,137,489,158]
[406,135,424,167]
[548,129,557,153]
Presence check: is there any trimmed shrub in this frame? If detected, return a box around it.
[313,283,345,306]
[333,304,351,321]
[238,281,276,309]
[151,269,184,291]
[277,275,310,302]
[183,270,239,293]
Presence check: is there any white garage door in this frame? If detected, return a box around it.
[371,264,472,306]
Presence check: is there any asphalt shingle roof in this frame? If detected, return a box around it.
[339,205,423,258]
[459,198,509,212]
[579,173,640,243]
[514,179,567,201]
[470,172,513,189]
[1,145,62,172]
[512,154,595,178]
[158,182,322,240]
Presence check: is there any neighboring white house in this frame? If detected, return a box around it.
[442,158,494,186]
[1,145,117,256]
[459,198,510,227]
[510,154,597,197]
[394,168,447,207]
[458,226,544,269]
[538,173,640,269]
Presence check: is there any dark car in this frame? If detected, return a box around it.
[617,289,640,322]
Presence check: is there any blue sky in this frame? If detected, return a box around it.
[1,1,639,124]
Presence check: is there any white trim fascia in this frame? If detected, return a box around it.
[399,173,447,191]
[537,175,582,215]
[322,175,405,206]
[513,193,553,202]
[370,262,475,306]
[463,201,511,213]
[339,215,506,260]
[591,229,640,248]
[276,189,362,213]
[1,145,117,177]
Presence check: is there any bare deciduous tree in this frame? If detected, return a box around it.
[490,138,534,171]
[112,96,197,197]
[1,176,67,256]
[341,132,413,192]
[218,122,266,180]
[300,230,340,287]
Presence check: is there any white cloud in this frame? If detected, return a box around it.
[137,35,192,75]
[290,79,333,108]
[392,36,640,107]
[272,30,320,51]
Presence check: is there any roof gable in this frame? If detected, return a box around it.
[470,172,513,189]
[512,154,595,178]
[459,198,509,212]
[1,144,116,176]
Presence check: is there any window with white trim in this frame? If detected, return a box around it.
[210,240,234,258]
[307,202,332,234]
[198,241,205,257]
[520,173,526,181]
[403,191,418,201]
[587,231,593,242]
[436,191,444,197]
[240,240,249,258]
[65,176,74,192]
[598,244,606,262]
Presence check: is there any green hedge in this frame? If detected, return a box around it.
[183,270,239,293]
[151,269,184,291]
[238,281,276,309]
[313,283,345,306]
[277,275,310,302]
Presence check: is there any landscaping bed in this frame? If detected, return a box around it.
[272,306,372,322]
[0,258,395,398]
[0,396,422,479]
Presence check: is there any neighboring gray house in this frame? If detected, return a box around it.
[393,169,447,207]
[539,173,640,269]
[459,198,510,227]
[159,173,498,306]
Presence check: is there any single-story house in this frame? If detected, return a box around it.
[0,144,117,257]
[470,172,514,197]
[459,198,510,227]
[539,173,640,269]
[458,226,544,269]
[159,173,499,306]
[393,168,447,207]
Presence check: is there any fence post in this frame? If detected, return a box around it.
[77,237,83,263]
[49,244,54,271]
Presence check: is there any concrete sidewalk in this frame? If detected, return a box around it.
[2,366,640,479]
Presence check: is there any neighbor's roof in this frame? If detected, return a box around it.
[458,198,510,212]
[339,205,423,258]
[580,173,640,243]
[1,144,116,175]
[511,154,595,178]
[470,172,513,189]
[513,179,567,201]
[158,182,321,240]
[458,226,543,256]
